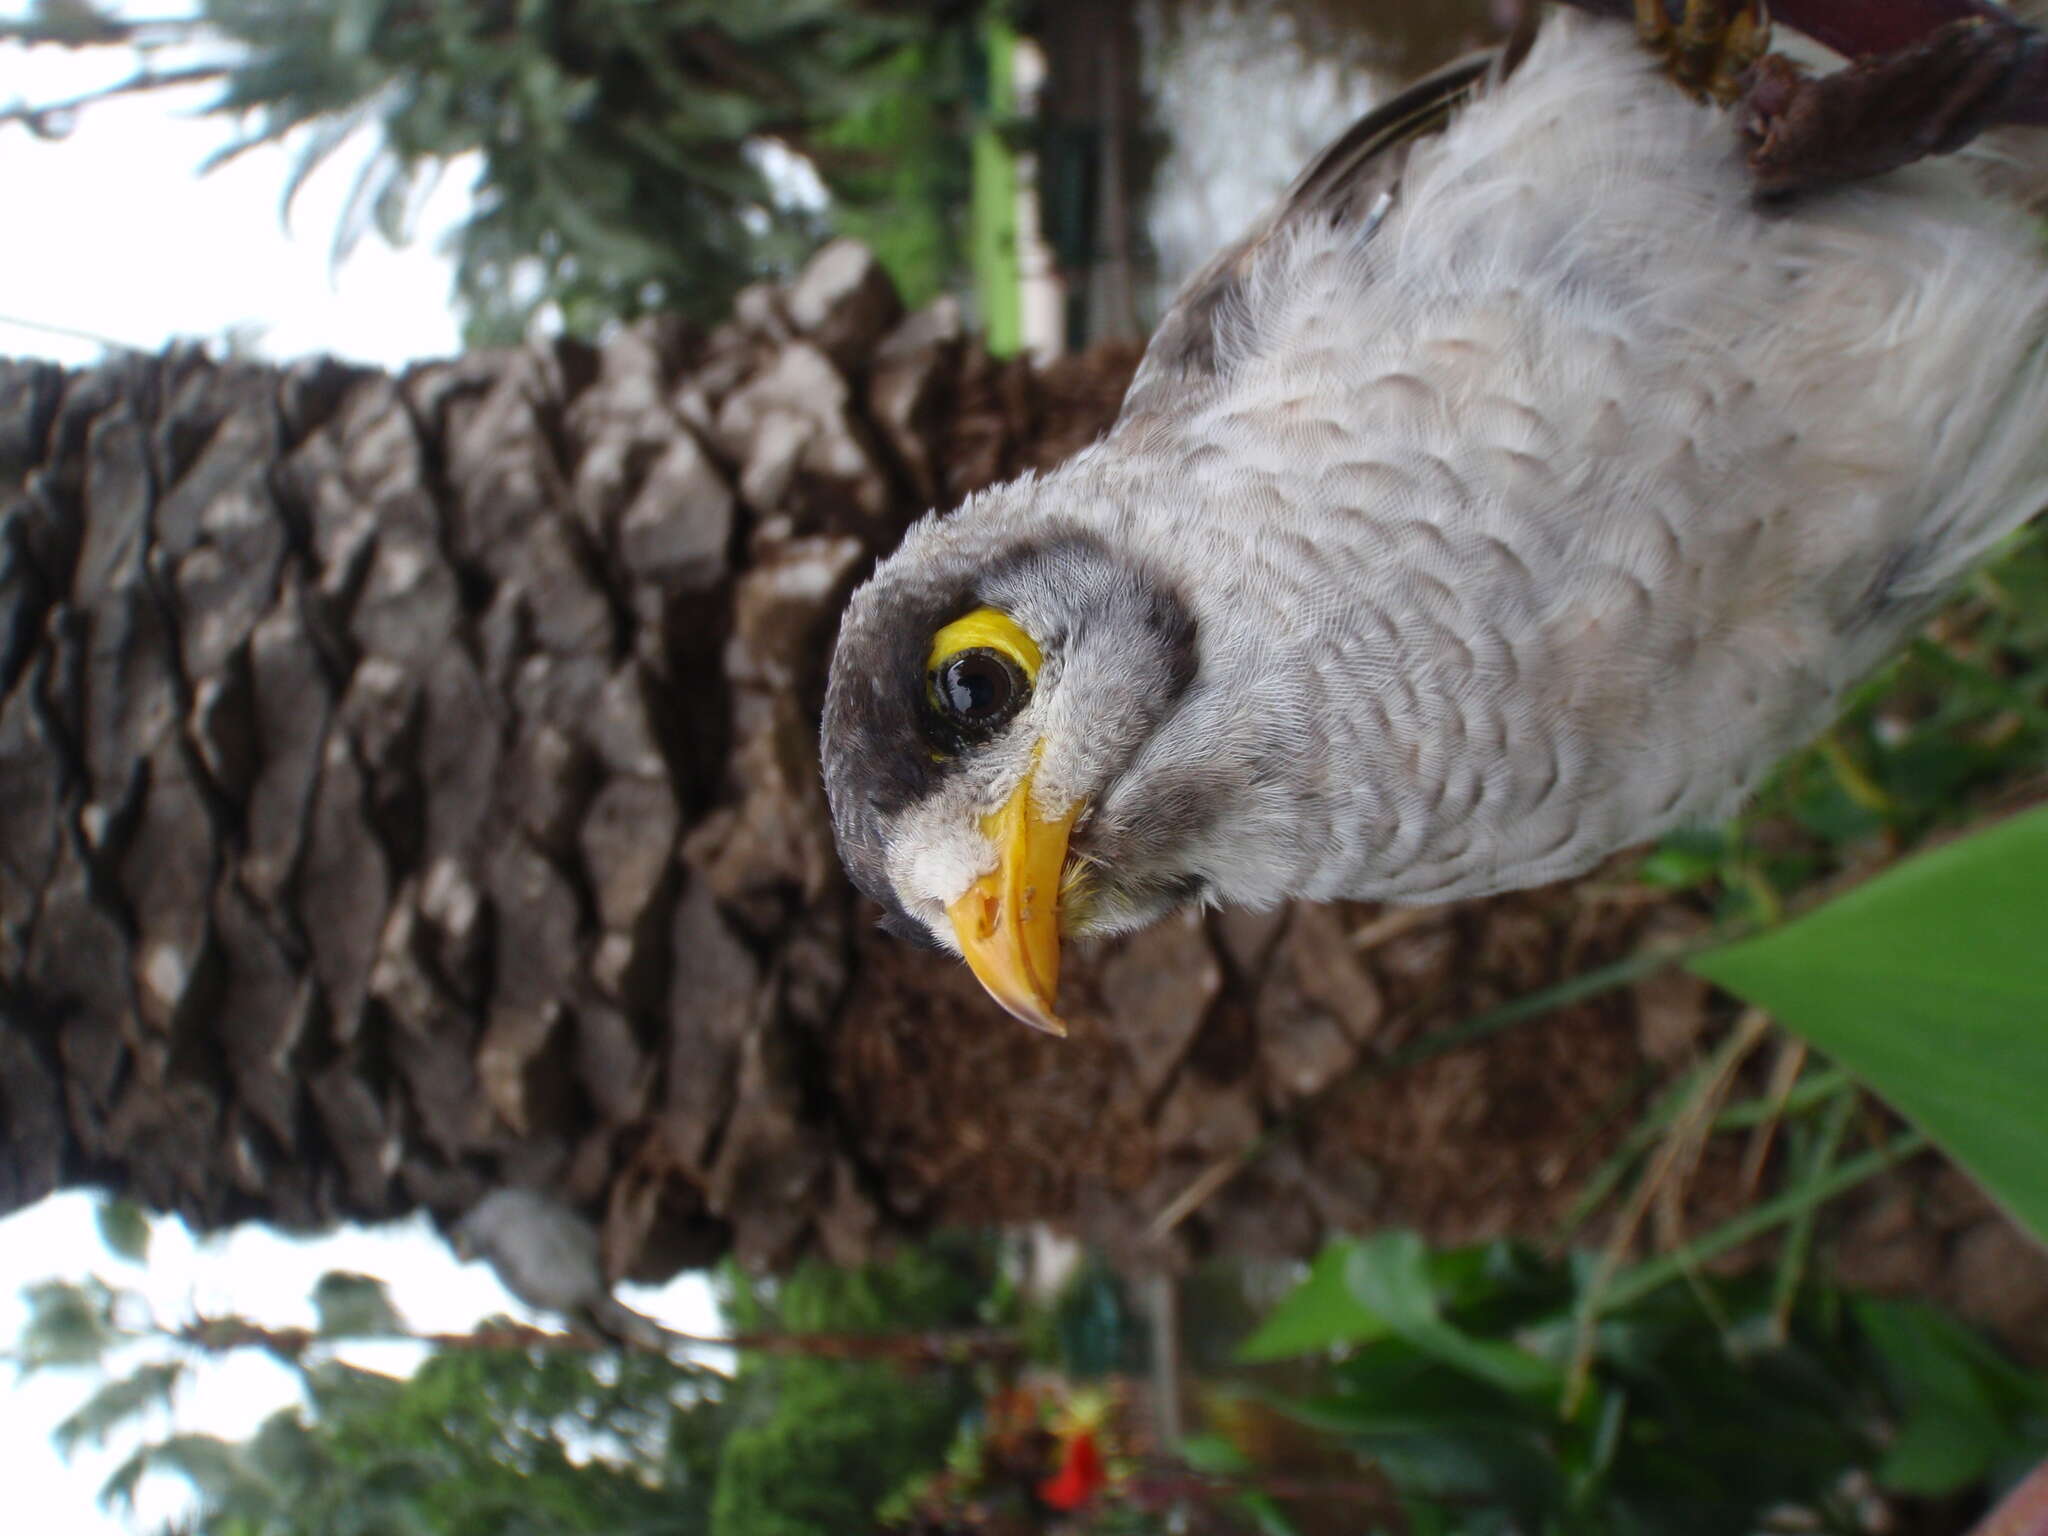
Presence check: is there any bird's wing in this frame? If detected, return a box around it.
[1119,46,1503,421]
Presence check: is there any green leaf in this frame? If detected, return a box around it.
[310,1271,403,1339]
[1183,1421,1313,1535]
[1237,1490,1308,1536]
[97,1446,149,1512]
[1365,1427,1560,1517]
[54,1361,184,1456]
[1855,1298,2016,1494]
[243,1410,323,1488]
[141,1432,244,1502]
[95,1199,151,1264]
[1236,1241,1386,1362]
[1690,807,2048,1246]
[1882,1410,1998,1495]
[1639,825,1729,889]
[1343,1233,1562,1399]
[17,1279,117,1372]
[1178,1433,1254,1476]
[1273,1366,1559,1525]
[328,0,382,59]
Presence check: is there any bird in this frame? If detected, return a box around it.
[820,4,2048,1036]
[450,1187,672,1349]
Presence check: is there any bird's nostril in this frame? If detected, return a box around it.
[964,888,999,941]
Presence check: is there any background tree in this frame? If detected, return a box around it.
[1,0,985,341]
[710,1234,994,1536]
[11,1208,1015,1536]
[13,1257,729,1534]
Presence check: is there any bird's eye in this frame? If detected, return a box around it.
[925,606,1040,744]
[934,648,1025,728]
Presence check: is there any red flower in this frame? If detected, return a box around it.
[1038,1427,1106,1511]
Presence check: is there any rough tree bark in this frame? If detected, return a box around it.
[2,240,2042,1347]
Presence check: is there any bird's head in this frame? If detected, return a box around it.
[821,486,1203,1034]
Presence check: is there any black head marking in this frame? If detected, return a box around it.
[820,518,1198,934]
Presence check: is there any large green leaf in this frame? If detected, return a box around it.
[1853,1297,2048,1494]
[1236,1241,1387,1363]
[1690,807,2048,1246]
[1343,1233,1562,1399]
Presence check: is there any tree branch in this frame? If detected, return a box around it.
[169,1314,1024,1367]
[1,62,231,136]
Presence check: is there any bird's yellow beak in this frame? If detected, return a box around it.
[945,768,1079,1036]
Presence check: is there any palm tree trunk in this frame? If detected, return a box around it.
[3,243,2041,1355]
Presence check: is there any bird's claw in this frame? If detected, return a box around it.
[1635,0,1772,103]
[1741,15,2045,195]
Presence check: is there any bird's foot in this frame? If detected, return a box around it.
[1635,0,1772,104]
[1741,14,2046,194]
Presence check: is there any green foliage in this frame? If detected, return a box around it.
[1238,1243,1387,1364]
[1179,1434,1306,1536]
[748,1230,997,1336]
[295,1348,724,1536]
[1857,1297,2048,1495]
[95,1199,152,1264]
[113,1432,249,1514]
[310,1271,404,1339]
[801,28,975,309]
[1244,1232,2048,1535]
[4,0,983,341]
[10,1251,729,1534]
[711,1234,994,1536]
[1692,805,2048,1247]
[16,1277,121,1371]
[210,0,938,340]
[713,1363,965,1536]
[1338,1233,1562,1400]
[20,1234,998,1536]
[54,1361,184,1457]
[94,1344,726,1535]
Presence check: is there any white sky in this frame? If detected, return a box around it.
[0,3,467,369]
[0,7,720,1531]
[1,1194,729,1532]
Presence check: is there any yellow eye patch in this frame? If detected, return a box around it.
[923,607,1041,754]
[925,607,1042,682]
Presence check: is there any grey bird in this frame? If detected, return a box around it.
[820,9,2048,1035]
[451,1188,670,1349]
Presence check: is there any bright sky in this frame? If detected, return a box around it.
[1,1194,729,1532]
[0,7,720,1531]
[0,2,466,369]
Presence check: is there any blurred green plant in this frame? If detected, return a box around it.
[1222,1231,2048,1536]
[1690,804,2048,1247]
[9,1211,1015,1536]
[10,1237,725,1534]
[1,0,983,342]
[814,27,978,311]
[711,1232,996,1536]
